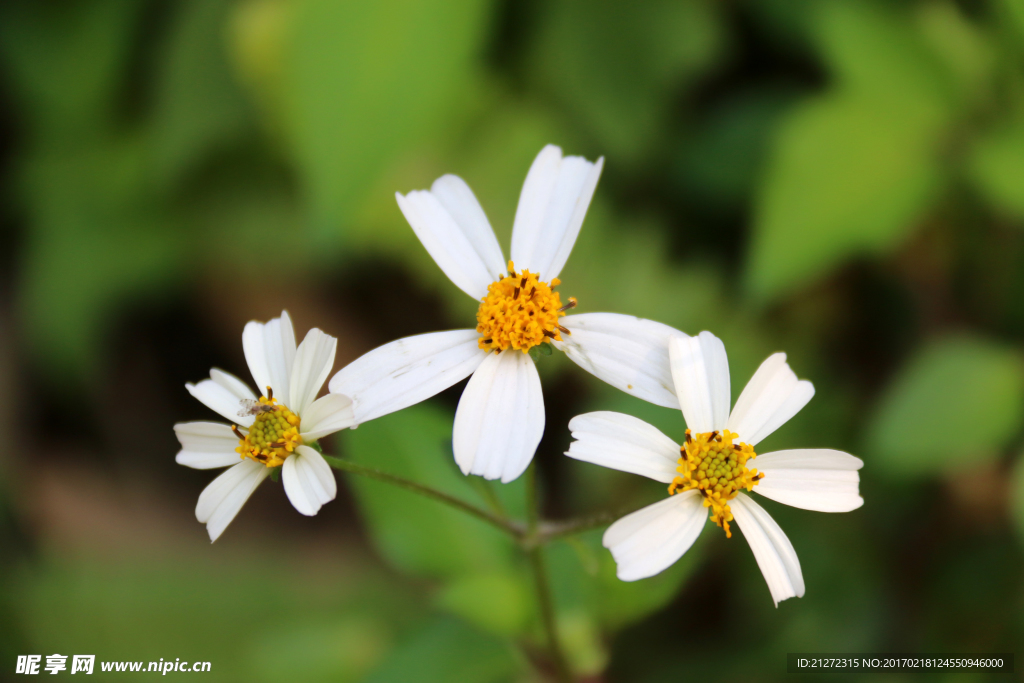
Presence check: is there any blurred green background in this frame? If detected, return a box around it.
[2,0,1023,680]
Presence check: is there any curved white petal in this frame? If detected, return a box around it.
[290,328,337,416]
[328,329,486,425]
[300,393,355,442]
[730,492,804,606]
[566,412,679,483]
[510,145,604,280]
[602,491,706,581]
[453,350,544,483]
[186,368,257,427]
[753,449,863,512]
[397,182,504,299]
[430,174,506,277]
[726,353,814,446]
[555,313,685,409]
[242,311,297,405]
[174,421,242,469]
[282,445,337,516]
[668,332,730,433]
[195,460,269,542]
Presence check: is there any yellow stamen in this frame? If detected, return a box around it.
[668,429,760,538]
[476,260,572,353]
[234,395,301,468]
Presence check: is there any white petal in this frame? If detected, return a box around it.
[555,313,685,409]
[453,350,544,483]
[242,311,297,406]
[289,328,337,416]
[566,411,679,483]
[753,449,864,512]
[282,445,337,516]
[174,421,242,469]
[510,145,604,280]
[186,368,258,427]
[328,329,486,425]
[300,393,355,442]
[668,332,730,433]
[726,353,814,446]
[602,491,706,581]
[730,492,804,606]
[195,460,269,542]
[396,181,504,299]
[430,174,506,277]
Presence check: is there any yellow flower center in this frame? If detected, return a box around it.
[668,429,762,538]
[476,260,575,353]
[233,395,302,468]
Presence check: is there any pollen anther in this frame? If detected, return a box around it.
[235,394,302,468]
[476,260,573,353]
[668,429,760,538]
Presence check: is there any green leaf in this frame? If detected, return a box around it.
[341,404,519,580]
[968,117,1024,220]
[548,530,700,634]
[361,616,523,683]
[150,0,256,189]
[866,336,1024,477]
[18,141,185,382]
[280,0,490,240]
[747,2,957,301]
[528,0,723,163]
[433,572,531,637]
[0,0,142,139]
[748,95,944,301]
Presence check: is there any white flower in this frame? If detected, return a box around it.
[566,331,863,605]
[329,144,689,483]
[175,311,354,541]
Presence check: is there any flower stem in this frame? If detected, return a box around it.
[525,466,573,683]
[322,455,523,538]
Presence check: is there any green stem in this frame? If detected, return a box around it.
[323,455,523,538]
[533,507,636,544]
[525,466,573,683]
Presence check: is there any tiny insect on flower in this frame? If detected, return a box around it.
[174,312,355,541]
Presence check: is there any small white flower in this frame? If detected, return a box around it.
[175,311,354,541]
[566,331,863,605]
[329,145,688,483]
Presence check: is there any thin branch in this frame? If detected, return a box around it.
[525,465,573,683]
[323,455,523,538]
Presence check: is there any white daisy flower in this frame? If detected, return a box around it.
[565,331,863,605]
[174,311,354,541]
[329,144,689,483]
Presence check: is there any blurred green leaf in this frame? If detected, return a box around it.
[748,95,944,300]
[915,2,993,107]
[528,0,723,163]
[675,86,798,213]
[814,2,955,109]
[362,616,523,683]
[968,116,1024,220]
[281,0,491,241]
[433,571,532,637]
[14,558,408,683]
[866,336,1024,477]
[151,0,256,189]
[548,530,700,634]
[0,0,141,140]
[341,404,519,580]
[747,2,960,301]
[18,141,185,381]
